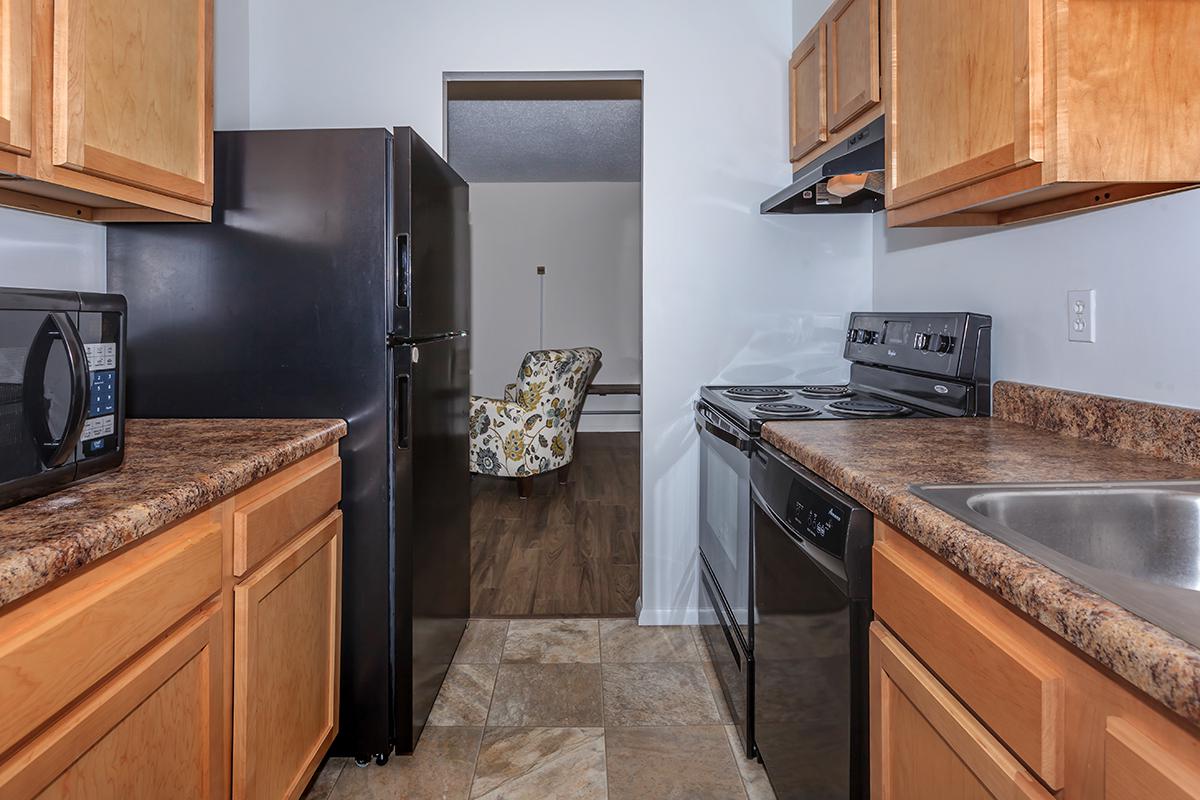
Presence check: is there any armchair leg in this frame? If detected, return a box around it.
[516,476,533,499]
[558,463,571,485]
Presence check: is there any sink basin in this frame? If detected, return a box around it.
[910,481,1200,648]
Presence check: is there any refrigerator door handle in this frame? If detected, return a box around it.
[396,372,410,449]
[395,233,410,309]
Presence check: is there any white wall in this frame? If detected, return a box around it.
[235,0,874,623]
[873,191,1200,409]
[0,208,106,293]
[214,0,250,129]
[470,182,642,433]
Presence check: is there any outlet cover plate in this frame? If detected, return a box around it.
[1068,289,1096,343]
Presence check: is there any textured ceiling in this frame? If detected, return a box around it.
[447,99,642,183]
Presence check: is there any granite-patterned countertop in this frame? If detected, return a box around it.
[760,415,1200,727]
[0,418,346,608]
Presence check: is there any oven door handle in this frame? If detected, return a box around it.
[696,405,752,453]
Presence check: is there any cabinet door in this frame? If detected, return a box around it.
[0,0,32,158]
[234,511,342,800]
[0,605,224,800]
[827,0,879,133]
[1105,717,1200,800]
[51,0,212,202]
[870,623,1051,800]
[789,24,827,162]
[885,0,1043,207]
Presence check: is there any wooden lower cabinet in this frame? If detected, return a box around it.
[872,521,1200,799]
[870,623,1051,800]
[233,511,342,800]
[0,603,224,800]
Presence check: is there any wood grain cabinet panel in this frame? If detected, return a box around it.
[0,603,224,800]
[789,24,827,162]
[872,536,1064,788]
[0,0,33,162]
[0,509,221,758]
[51,0,212,203]
[233,511,342,800]
[870,623,1053,800]
[1104,717,1200,800]
[826,0,879,133]
[234,451,342,577]
[885,0,1043,208]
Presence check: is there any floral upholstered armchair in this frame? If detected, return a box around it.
[469,347,602,497]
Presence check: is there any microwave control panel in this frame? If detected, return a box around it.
[77,315,122,459]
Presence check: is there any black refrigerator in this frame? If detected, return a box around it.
[106,127,471,762]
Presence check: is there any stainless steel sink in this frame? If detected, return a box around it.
[909,481,1200,648]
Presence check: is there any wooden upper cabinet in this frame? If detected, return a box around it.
[827,0,880,133]
[0,0,33,163]
[885,0,1200,227]
[789,25,827,162]
[885,0,1043,209]
[51,0,212,204]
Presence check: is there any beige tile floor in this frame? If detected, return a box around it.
[303,619,776,800]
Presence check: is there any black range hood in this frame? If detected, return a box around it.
[761,115,885,214]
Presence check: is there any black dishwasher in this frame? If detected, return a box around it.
[751,440,872,800]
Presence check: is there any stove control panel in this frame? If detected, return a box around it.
[843,312,991,380]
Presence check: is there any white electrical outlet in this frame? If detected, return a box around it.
[1068,289,1096,343]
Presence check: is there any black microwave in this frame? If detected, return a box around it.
[0,288,126,508]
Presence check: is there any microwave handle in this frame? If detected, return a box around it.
[23,313,89,468]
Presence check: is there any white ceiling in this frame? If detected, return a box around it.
[447,99,642,183]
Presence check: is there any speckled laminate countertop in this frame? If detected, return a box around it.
[761,414,1200,727]
[0,418,347,608]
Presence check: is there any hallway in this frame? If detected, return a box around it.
[303,618,774,799]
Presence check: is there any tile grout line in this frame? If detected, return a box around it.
[465,619,509,799]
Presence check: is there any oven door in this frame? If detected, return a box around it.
[695,401,753,637]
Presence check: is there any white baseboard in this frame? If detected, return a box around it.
[637,606,699,626]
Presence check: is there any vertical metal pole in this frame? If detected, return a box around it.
[537,265,546,349]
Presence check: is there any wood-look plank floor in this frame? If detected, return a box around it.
[470,432,640,618]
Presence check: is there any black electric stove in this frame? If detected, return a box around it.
[695,311,992,787]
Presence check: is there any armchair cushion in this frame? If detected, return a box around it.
[470,347,601,478]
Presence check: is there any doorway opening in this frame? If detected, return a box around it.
[446,72,643,618]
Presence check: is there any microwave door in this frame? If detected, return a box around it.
[0,310,88,484]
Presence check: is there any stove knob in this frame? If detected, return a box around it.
[864,330,880,345]
[933,334,955,354]
[913,332,930,350]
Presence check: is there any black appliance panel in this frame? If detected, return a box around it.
[699,555,753,757]
[752,442,872,799]
[394,128,471,340]
[843,311,991,381]
[393,334,470,752]
[695,401,753,632]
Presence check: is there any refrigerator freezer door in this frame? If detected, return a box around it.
[392,333,470,752]
[393,128,471,340]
